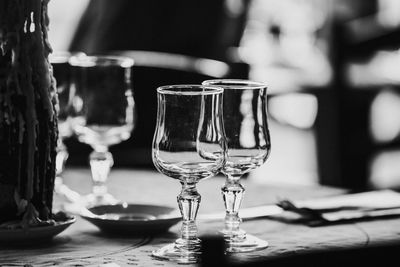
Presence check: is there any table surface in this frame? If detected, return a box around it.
[1,168,400,267]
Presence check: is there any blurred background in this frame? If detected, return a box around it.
[48,0,400,191]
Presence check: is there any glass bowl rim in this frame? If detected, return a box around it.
[49,51,86,64]
[157,84,224,95]
[202,79,267,90]
[69,55,134,68]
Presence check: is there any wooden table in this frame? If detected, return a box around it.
[1,168,400,266]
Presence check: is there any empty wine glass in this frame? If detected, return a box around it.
[51,51,88,200]
[202,79,271,253]
[50,51,74,178]
[152,85,226,264]
[68,55,135,207]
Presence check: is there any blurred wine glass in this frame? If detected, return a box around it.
[50,51,84,179]
[68,55,135,207]
[152,85,226,264]
[202,79,271,253]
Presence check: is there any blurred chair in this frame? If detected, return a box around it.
[69,0,250,62]
[65,50,249,167]
[315,6,400,191]
[258,0,400,190]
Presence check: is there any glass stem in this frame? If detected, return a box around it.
[176,181,201,251]
[222,174,246,238]
[89,147,113,197]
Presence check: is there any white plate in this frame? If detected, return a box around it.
[0,216,76,243]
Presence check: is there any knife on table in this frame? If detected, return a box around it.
[198,205,284,221]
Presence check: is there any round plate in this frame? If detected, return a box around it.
[81,204,181,235]
[0,216,76,244]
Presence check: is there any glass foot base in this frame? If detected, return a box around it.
[225,233,269,253]
[83,193,120,207]
[152,242,201,264]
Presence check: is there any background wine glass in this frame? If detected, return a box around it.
[50,51,74,178]
[152,85,226,264]
[68,55,135,207]
[202,79,271,253]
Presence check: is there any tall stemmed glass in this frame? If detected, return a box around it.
[202,79,271,253]
[152,85,226,264]
[68,55,135,207]
[50,51,74,178]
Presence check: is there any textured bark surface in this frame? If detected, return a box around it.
[0,0,57,226]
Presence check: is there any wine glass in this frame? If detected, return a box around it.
[68,55,135,207]
[202,79,271,253]
[152,85,226,264]
[50,52,86,178]
[50,51,74,178]
[51,51,86,199]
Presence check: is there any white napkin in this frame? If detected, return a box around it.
[277,190,400,226]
